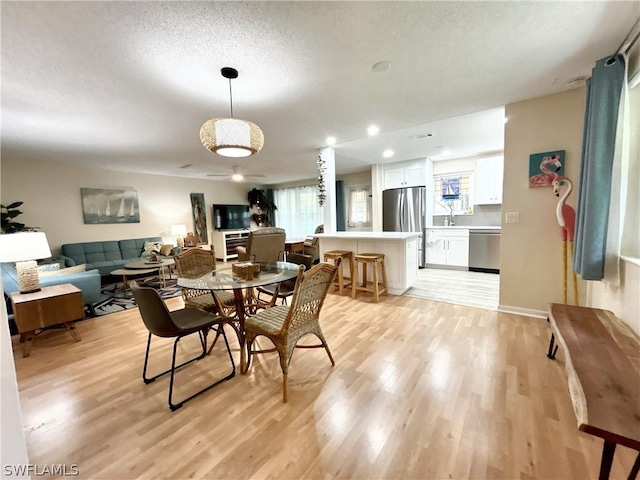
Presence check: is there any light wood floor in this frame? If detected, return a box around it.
[11,291,638,479]
[406,268,500,310]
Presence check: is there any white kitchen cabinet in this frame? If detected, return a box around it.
[384,160,426,189]
[424,228,469,268]
[475,156,503,204]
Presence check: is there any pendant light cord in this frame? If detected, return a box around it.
[228,78,234,118]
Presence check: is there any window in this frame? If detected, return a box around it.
[347,186,371,228]
[433,172,473,215]
[621,74,639,259]
[273,185,323,238]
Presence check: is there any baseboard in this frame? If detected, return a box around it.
[497,304,547,319]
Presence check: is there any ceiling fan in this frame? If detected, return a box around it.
[206,165,266,182]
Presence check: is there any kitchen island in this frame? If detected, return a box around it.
[314,232,420,295]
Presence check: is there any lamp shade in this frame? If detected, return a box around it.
[200,118,264,157]
[171,224,188,237]
[0,232,51,263]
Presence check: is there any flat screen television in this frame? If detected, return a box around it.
[212,204,250,230]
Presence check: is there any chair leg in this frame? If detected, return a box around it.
[244,336,254,373]
[168,325,236,411]
[141,327,235,411]
[283,373,288,403]
[206,327,223,355]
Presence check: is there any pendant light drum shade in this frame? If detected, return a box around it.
[200,67,264,158]
[200,118,264,157]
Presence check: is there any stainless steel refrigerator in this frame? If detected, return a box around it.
[382,186,426,267]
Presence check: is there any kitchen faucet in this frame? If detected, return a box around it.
[449,210,455,226]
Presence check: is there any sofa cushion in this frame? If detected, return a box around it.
[62,241,122,264]
[159,244,174,256]
[119,237,162,260]
[142,241,163,257]
[39,264,86,277]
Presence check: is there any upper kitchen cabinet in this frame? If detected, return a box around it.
[384,160,426,189]
[475,156,503,204]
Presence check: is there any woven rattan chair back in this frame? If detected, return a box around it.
[281,259,340,334]
[174,247,216,278]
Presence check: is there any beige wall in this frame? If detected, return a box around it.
[1,158,251,255]
[500,88,586,315]
[588,259,640,335]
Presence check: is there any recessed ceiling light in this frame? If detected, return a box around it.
[326,136,336,146]
[367,125,380,136]
[383,149,394,158]
[372,61,391,72]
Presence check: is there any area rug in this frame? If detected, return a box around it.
[92,277,182,316]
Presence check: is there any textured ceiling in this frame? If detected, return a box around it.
[1,2,637,184]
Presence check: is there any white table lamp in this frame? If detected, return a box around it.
[0,232,52,293]
[171,224,188,248]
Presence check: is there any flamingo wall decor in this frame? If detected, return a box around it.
[552,175,579,305]
[529,151,564,187]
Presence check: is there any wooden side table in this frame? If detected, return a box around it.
[284,239,305,259]
[9,283,84,357]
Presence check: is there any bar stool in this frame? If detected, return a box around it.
[352,253,388,302]
[323,250,354,295]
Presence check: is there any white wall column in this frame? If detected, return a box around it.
[321,147,337,233]
[371,164,385,231]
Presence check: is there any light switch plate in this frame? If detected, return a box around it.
[505,212,520,223]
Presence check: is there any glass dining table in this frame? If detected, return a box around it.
[176,261,301,372]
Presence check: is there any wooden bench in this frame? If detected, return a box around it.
[546,303,640,480]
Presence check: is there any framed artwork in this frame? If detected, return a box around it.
[529,150,565,188]
[190,193,208,244]
[81,187,140,224]
[441,177,460,199]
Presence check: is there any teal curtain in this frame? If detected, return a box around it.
[573,54,625,280]
[266,188,276,227]
[336,180,346,231]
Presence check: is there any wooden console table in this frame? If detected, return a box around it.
[9,283,83,357]
[546,303,640,480]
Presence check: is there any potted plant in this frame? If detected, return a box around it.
[247,188,277,227]
[1,201,32,233]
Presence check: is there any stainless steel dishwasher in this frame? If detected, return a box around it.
[469,229,501,273]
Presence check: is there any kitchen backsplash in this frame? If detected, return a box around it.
[432,204,502,227]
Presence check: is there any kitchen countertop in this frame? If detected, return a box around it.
[426,226,501,230]
[314,231,421,239]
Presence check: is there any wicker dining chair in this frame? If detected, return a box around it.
[244,260,340,403]
[174,247,235,313]
[174,247,240,350]
[256,252,313,306]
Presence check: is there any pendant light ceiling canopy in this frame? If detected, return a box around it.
[200,67,264,158]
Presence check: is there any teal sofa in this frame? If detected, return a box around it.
[60,237,169,278]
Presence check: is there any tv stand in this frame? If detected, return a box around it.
[212,229,250,262]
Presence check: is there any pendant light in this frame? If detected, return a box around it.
[200,67,264,157]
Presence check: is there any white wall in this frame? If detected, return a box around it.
[500,88,586,316]
[1,158,251,254]
[0,294,29,473]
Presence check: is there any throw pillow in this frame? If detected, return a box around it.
[142,241,163,257]
[37,263,60,273]
[159,244,174,256]
[39,264,87,277]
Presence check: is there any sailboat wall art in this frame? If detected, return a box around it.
[81,187,140,224]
